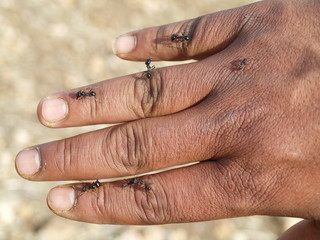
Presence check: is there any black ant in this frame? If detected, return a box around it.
[82,180,101,192]
[122,178,152,191]
[238,58,248,70]
[144,58,155,79]
[140,181,152,191]
[122,178,138,188]
[76,89,96,99]
[171,33,190,41]
[137,180,152,191]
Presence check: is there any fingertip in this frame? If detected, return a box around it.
[15,148,41,178]
[47,186,76,212]
[112,34,137,57]
[37,96,69,127]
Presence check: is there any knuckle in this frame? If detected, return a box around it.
[208,109,243,156]
[132,71,163,118]
[106,124,149,174]
[132,182,170,224]
[239,168,280,212]
[211,102,266,153]
[216,161,277,214]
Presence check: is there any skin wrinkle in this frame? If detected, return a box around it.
[132,75,148,118]
[92,92,99,120]
[56,139,70,176]
[131,185,157,224]
[103,126,128,175]
[62,139,69,176]
[131,122,150,171]
[92,188,105,219]
[142,69,162,117]
[216,161,256,214]
[122,125,137,172]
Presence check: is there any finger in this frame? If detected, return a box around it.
[16,98,237,181]
[46,160,275,224]
[113,2,257,61]
[278,220,320,240]
[37,61,216,128]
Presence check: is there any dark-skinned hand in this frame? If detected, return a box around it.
[15,0,320,238]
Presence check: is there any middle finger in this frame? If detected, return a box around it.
[17,101,231,181]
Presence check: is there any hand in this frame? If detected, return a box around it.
[15,0,320,232]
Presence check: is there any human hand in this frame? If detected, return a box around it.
[15,0,320,233]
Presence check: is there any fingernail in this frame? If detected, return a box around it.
[15,149,41,176]
[112,35,136,55]
[42,98,68,123]
[48,187,75,211]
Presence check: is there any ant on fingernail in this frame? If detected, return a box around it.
[82,180,101,192]
[76,89,96,100]
[171,33,190,42]
[144,58,155,79]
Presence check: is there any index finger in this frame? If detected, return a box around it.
[112,3,253,61]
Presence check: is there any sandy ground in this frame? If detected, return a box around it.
[0,0,301,239]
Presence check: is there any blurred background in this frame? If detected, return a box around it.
[0,0,301,239]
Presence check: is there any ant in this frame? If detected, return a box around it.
[144,58,155,79]
[140,181,152,191]
[82,180,101,192]
[122,178,152,191]
[137,180,152,191]
[76,89,96,99]
[171,33,190,41]
[122,178,139,188]
[238,58,248,70]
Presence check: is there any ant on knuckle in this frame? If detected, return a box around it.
[121,178,169,223]
[134,59,162,118]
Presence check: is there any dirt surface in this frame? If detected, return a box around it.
[1,0,301,239]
